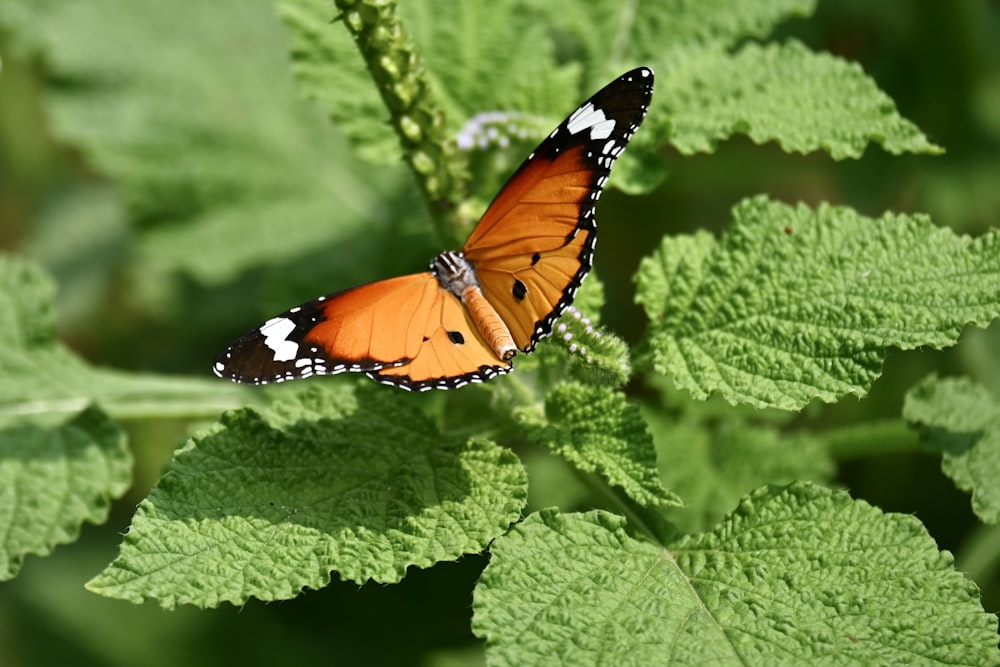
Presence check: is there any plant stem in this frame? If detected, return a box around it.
[821,418,921,460]
[333,0,468,245]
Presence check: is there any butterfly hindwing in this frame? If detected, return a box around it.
[213,273,510,388]
[367,283,513,390]
[463,67,653,351]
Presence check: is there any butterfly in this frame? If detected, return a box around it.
[214,67,654,391]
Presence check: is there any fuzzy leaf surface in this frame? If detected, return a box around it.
[904,375,1000,524]
[88,384,528,608]
[516,383,678,508]
[661,40,942,158]
[0,405,131,579]
[636,196,1000,410]
[473,483,999,666]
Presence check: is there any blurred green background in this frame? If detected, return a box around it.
[1,0,999,665]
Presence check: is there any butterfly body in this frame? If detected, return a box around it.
[432,250,518,362]
[215,67,654,390]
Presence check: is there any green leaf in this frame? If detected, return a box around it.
[903,375,1000,524]
[0,254,240,580]
[662,40,942,158]
[528,2,935,180]
[88,383,528,608]
[515,383,679,508]
[0,405,131,580]
[635,196,1000,410]
[533,0,816,67]
[530,309,632,389]
[642,387,833,533]
[17,0,392,284]
[473,484,1000,666]
[0,252,55,350]
[0,256,247,425]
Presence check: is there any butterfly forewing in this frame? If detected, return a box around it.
[463,67,653,351]
[213,275,425,384]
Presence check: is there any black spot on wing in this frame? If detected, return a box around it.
[447,330,466,345]
[512,279,527,301]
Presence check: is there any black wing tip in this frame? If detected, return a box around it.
[602,66,654,101]
[623,66,654,80]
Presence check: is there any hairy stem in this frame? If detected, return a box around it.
[333,0,468,244]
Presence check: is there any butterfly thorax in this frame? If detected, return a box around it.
[432,251,517,362]
[431,251,479,298]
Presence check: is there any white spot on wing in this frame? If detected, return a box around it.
[566,102,617,140]
[590,118,615,140]
[260,317,299,362]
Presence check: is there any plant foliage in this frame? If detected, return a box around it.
[0,0,998,663]
[635,197,1000,410]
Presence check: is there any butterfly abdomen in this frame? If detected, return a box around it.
[460,285,517,361]
[432,250,517,362]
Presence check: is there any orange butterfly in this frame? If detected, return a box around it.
[214,68,654,390]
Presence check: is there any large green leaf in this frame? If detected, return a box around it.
[661,40,942,158]
[0,255,249,579]
[473,484,999,666]
[635,197,1000,410]
[88,384,528,608]
[0,405,130,580]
